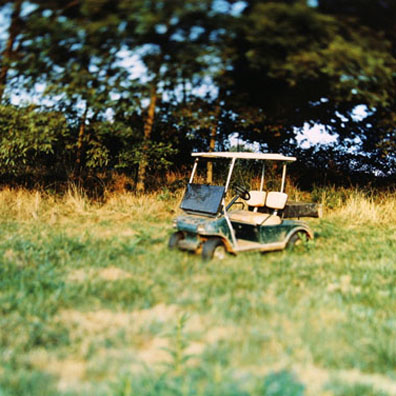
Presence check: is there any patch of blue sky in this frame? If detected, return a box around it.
[228,132,261,152]
[230,1,247,15]
[0,7,10,51]
[116,48,148,81]
[229,104,371,152]
[212,0,246,15]
[351,104,371,121]
[296,105,370,149]
[307,0,318,7]
[296,123,337,149]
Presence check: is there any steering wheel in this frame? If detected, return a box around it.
[225,185,250,212]
[235,185,250,201]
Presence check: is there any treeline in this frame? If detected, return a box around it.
[1,0,396,191]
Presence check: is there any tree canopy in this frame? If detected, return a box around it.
[0,0,395,189]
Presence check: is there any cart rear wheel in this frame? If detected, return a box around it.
[168,232,184,249]
[287,231,308,250]
[202,238,226,260]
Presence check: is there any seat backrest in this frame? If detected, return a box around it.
[245,191,266,207]
[266,192,288,210]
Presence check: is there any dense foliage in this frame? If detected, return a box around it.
[1,0,396,189]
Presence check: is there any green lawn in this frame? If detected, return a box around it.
[1,190,396,395]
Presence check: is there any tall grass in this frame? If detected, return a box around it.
[309,186,396,224]
[1,185,395,224]
[0,186,177,225]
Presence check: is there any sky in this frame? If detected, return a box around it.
[296,124,337,148]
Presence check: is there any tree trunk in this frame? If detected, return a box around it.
[0,0,23,102]
[73,106,89,179]
[136,85,157,194]
[206,104,220,183]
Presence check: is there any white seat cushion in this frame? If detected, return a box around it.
[245,191,266,207]
[228,210,281,226]
[266,192,288,210]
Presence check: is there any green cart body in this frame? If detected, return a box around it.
[169,152,314,260]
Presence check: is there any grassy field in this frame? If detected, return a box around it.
[1,186,396,395]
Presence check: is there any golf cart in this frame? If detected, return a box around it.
[169,152,314,260]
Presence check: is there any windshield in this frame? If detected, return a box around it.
[180,184,225,216]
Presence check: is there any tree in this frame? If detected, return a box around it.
[0,104,69,180]
[317,0,396,175]
[0,1,23,102]
[14,0,128,178]
[222,0,396,159]
[121,0,227,192]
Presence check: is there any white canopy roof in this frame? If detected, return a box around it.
[192,152,296,162]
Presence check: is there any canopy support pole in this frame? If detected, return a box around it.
[260,163,265,192]
[280,164,287,193]
[225,158,236,193]
[189,158,199,183]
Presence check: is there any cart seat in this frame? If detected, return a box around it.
[228,210,281,226]
[246,191,266,208]
[266,192,288,210]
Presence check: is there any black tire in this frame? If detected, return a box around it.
[168,232,184,249]
[287,231,307,250]
[202,238,226,260]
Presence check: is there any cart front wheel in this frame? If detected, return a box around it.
[168,232,184,249]
[202,238,226,260]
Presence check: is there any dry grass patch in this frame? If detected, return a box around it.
[137,337,172,366]
[334,192,396,224]
[67,266,132,283]
[28,348,87,392]
[0,188,50,221]
[2,185,396,227]
[98,267,132,281]
[58,309,133,339]
[297,365,396,396]
[315,188,396,225]
[0,187,174,226]
[57,304,181,342]
[101,191,175,222]
[56,304,238,371]
[334,368,396,395]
